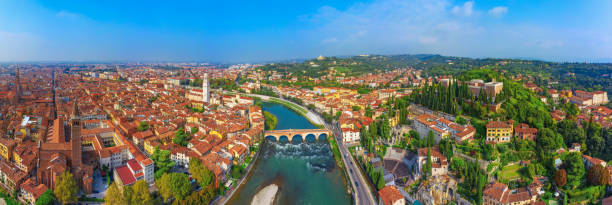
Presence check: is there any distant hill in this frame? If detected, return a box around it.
[257,54,612,94]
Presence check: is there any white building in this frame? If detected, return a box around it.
[341,128,360,143]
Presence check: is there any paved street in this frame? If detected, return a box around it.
[326,122,376,205]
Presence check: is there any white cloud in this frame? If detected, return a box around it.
[56,10,79,19]
[451,1,474,17]
[295,0,610,62]
[488,6,508,18]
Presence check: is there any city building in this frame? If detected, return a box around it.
[482,181,541,205]
[20,179,48,205]
[514,123,538,141]
[413,114,475,143]
[485,120,514,144]
[378,186,405,205]
[408,146,448,177]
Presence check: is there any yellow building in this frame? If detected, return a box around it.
[0,138,16,161]
[389,112,400,127]
[209,130,223,139]
[485,120,514,144]
[143,140,157,155]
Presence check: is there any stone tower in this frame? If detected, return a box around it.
[14,67,21,102]
[202,73,210,103]
[70,98,82,170]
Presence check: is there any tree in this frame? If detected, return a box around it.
[173,128,191,146]
[157,173,192,202]
[554,169,567,187]
[151,147,175,179]
[105,182,124,205]
[455,116,467,125]
[189,158,215,187]
[427,131,434,147]
[587,164,610,186]
[137,121,150,131]
[536,128,561,154]
[131,180,153,205]
[557,119,585,147]
[35,190,55,205]
[585,120,604,157]
[376,169,385,190]
[190,126,199,134]
[352,105,362,111]
[525,164,536,179]
[424,147,432,177]
[263,111,278,130]
[563,152,585,188]
[173,186,216,205]
[231,165,244,179]
[54,172,78,204]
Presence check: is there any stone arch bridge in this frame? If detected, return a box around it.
[264,129,331,143]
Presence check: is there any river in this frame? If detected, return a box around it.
[227,102,351,205]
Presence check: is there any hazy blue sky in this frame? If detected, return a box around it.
[1,0,610,62]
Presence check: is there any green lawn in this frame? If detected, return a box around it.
[269,98,307,114]
[498,164,521,181]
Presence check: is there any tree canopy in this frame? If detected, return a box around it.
[54,172,78,204]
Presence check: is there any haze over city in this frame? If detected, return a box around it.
[1,0,611,62]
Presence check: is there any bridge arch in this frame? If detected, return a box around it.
[318,133,327,141]
[279,135,289,143]
[305,134,316,143]
[265,135,277,142]
[292,134,303,143]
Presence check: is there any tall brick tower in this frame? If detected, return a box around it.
[70,98,82,170]
[14,67,21,102]
[202,73,210,103]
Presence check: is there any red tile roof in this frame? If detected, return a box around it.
[116,165,136,186]
[378,186,403,205]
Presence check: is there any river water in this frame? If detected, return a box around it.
[227,102,351,205]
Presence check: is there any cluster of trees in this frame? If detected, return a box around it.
[263,111,278,130]
[258,55,417,78]
[35,190,55,205]
[500,80,554,130]
[359,118,393,154]
[251,87,279,97]
[407,130,435,150]
[137,121,149,131]
[172,186,216,205]
[390,96,410,125]
[562,152,586,189]
[558,118,612,161]
[321,108,341,123]
[438,139,453,160]
[157,172,192,202]
[105,180,153,205]
[363,160,386,190]
[210,78,238,90]
[410,82,466,115]
[150,147,175,179]
[454,161,487,204]
[189,78,203,87]
[587,164,610,186]
[173,128,192,146]
[189,158,215,187]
